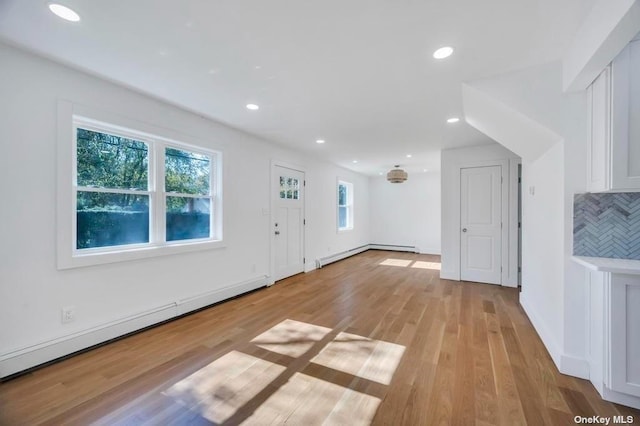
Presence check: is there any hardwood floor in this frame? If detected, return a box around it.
[1,251,638,425]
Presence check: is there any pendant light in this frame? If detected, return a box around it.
[387,165,408,183]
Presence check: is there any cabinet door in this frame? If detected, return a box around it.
[587,66,611,192]
[587,270,606,394]
[611,40,640,190]
[609,274,640,397]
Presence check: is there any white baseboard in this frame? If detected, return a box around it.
[0,275,268,379]
[520,294,590,381]
[368,244,418,253]
[176,275,268,315]
[316,245,369,268]
[315,244,441,269]
[440,269,458,281]
[602,387,640,410]
[419,247,441,255]
[560,354,590,380]
[519,292,563,370]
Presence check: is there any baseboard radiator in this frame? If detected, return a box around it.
[0,275,268,379]
[315,245,369,268]
[315,243,420,269]
[369,244,419,253]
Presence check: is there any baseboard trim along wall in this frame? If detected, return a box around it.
[369,244,419,253]
[0,275,268,379]
[602,387,640,410]
[519,292,563,371]
[560,354,590,380]
[520,293,591,381]
[315,244,422,269]
[316,244,440,269]
[315,245,370,268]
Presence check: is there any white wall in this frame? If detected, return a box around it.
[0,43,370,376]
[462,62,590,376]
[440,143,521,286]
[519,144,566,368]
[369,172,441,254]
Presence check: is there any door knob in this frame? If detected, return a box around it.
[462,228,467,232]
[275,231,280,235]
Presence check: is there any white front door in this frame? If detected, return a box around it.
[273,165,305,281]
[460,165,502,285]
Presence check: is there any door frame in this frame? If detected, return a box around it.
[269,160,306,285]
[451,159,512,286]
[460,164,503,285]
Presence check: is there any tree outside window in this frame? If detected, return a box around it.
[338,181,353,231]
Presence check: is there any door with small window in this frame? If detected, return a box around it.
[273,165,305,281]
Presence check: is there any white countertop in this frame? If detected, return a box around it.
[572,256,640,274]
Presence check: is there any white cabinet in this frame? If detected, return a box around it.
[586,269,607,394]
[587,39,640,192]
[608,274,640,397]
[587,66,611,192]
[583,265,640,408]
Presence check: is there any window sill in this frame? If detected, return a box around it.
[57,239,226,270]
[337,227,354,233]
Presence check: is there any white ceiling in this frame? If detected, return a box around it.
[0,0,594,175]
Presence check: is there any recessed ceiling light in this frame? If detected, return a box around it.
[406,154,412,158]
[316,139,325,144]
[379,172,383,175]
[246,104,259,110]
[447,117,460,123]
[352,160,358,164]
[423,169,429,172]
[433,46,454,59]
[48,3,80,22]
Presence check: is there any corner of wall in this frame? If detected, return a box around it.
[519,291,563,369]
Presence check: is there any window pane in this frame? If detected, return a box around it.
[77,128,148,190]
[166,196,211,241]
[76,191,149,249]
[292,179,299,199]
[280,176,286,198]
[338,184,346,206]
[165,148,210,195]
[339,206,348,229]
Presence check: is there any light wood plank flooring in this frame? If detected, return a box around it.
[1,251,638,425]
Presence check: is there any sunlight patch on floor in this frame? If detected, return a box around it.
[311,332,405,385]
[164,319,405,425]
[242,372,380,425]
[379,258,412,267]
[411,261,441,270]
[251,319,331,357]
[164,350,285,424]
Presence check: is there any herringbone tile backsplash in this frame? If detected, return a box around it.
[573,192,640,259]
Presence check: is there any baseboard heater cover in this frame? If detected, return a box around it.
[316,245,369,268]
[369,244,419,253]
[0,275,268,379]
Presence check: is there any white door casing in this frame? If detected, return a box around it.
[272,165,305,282]
[460,165,502,285]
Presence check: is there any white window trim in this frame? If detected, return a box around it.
[57,101,224,269]
[337,179,354,232]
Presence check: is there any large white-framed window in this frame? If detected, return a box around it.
[57,102,223,269]
[337,180,354,231]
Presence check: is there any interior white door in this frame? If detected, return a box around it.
[273,166,305,281]
[460,165,502,285]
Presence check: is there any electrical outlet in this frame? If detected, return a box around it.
[61,306,76,324]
